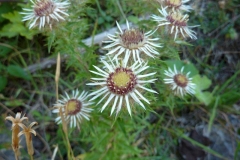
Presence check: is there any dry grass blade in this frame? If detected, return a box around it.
[55,53,61,101]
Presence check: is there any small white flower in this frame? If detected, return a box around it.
[158,0,192,12]
[103,20,162,64]
[164,65,195,96]
[87,58,157,116]
[151,6,198,40]
[21,0,69,30]
[52,90,93,129]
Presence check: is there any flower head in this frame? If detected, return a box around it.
[18,122,38,156]
[164,65,195,96]
[52,90,93,129]
[5,112,28,153]
[87,58,157,116]
[103,20,162,63]
[151,6,198,40]
[158,0,192,12]
[5,112,28,128]
[18,122,38,137]
[21,0,69,29]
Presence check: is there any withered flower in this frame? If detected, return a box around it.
[5,112,28,156]
[18,122,38,157]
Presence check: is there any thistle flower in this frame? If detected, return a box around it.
[87,58,157,116]
[5,112,28,155]
[151,6,198,40]
[21,0,69,30]
[157,0,192,12]
[52,90,93,129]
[164,65,195,96]
[103,20,162,63]
[18,122,38,157]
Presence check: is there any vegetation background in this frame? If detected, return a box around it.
[0,0,240,160]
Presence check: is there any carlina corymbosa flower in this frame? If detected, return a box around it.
[20,0,69,30]
[164,65,195,96]
[151,6,198,40]
[52,90,93,129]
[157,0,192,12]
[18,122,38,157]
[103,20,162,64]
[5,112,28,158]
[87,58,158,116]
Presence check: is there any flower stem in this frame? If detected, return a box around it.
[59,103,75,159]
[29,155,33,160]
[55,53,74,159]
[12,125,20,160]
[14,151,19,160]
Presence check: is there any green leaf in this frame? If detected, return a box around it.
[193,75,211,90]
[208,96,219,133]
[117,119,128,139]
[5,99,23,107]
[0,22,36,39]
[0,23,23,38]
[1,11,22,23]
[97,17,104,24]
[0,44,12,57]
[128,16,139,24]
[0,3,13,23]
[0,11,37,39]
[32,110,52,121]
[0,76,7,92]
[47,31,56,53]
[219,90,240,106]
[7,65,31,80]
[175,40,194,46]
[192,75,213,105]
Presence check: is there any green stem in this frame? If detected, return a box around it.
[65,133,74,160]
[29,155,33,160]
[59,109,74,160]
[116,0,126,20]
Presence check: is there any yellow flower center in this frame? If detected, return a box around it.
[166,0,182,7]
[112,71,130,88]
[107,67,137,95]
[174,74,188,87]
[167,12,188,27]
[120,29,145,49]
[65,99,81,115]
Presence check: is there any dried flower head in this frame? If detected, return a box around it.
[151,6,198,40]
[18,122,38,156]
[164,65,195,96]
[157,0,192,12]
[52,90,93,129]
[5,112,28,128]
[5,112,28,153]
[21,0,70,29]
[87,58,157,116]
[103,20,162,63]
